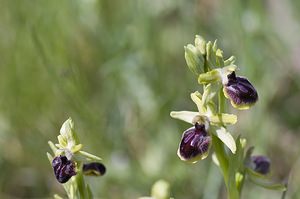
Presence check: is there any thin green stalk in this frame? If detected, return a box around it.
[217,87,239,199]
[218,87,225,113]
[214,88,229,187]
[212,134,229,186]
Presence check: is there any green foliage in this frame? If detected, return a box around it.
[0,0,299,198]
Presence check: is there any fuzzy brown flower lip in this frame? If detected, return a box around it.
[178,123,211,163]
[224,71,258,109]
[251,155,271,175]
[52,155,77,183]
[83,162,106,176]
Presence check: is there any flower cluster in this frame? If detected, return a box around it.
[47,118,106,198]
[171,35,258,163]
[170,35,286,196]
[170,88,238,163]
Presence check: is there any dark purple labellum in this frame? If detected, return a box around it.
[52,155,77,183]
[83,162,106,176]
[223,72,258,110]
[251,155,271,175]
[178,123,211,163]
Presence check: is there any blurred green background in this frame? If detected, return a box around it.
[1,0,300,198]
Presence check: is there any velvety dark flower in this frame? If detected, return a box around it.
[251,155,271,175]
[83,162,106,176]
[177,123,211,163]
[223,71,258,110]
[52,155,77,183]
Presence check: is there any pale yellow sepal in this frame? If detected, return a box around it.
[209,113,237,126]
[215,127,236,154]
[170,111,199,124]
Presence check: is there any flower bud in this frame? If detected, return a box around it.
[177,123,211,163]
[195,35,206,55]
[52,155,76,183]
[151,179,170,199]
[250,155,271,175]
[223,72,258,110]
[184,44,205,75]
[83,162,106,176]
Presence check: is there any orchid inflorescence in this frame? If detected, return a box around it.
[170,35,286,198]
[47,118,106,199]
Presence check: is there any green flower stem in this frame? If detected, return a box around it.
[74,166,93,199]
[63,163,92,199]
[211,134,228,185]
[218,87,225,113]
[216,87,240,199]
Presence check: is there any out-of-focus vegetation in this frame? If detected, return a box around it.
[1,0,300,198]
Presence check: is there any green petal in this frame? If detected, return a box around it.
[48,141,58,154]
[170,111,199,124]
[209,113,237,126]
[47,152,53,163]
[184,44,204,75]
[59,118,80,146]
[206,41,212,61]
[71,144,83,153]
[190,91,206,113]
[195,35,206,55]
[215,127,236,154]
[198,69,221,84]
[78,150,102,161]
[57,135,67,147]
[224,56,236,66]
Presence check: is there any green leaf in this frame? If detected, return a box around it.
[170,111,199,124]
[248,173,287,191]
[246,167,269,179]
[215,127,236,154]
[227,136,244,197]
